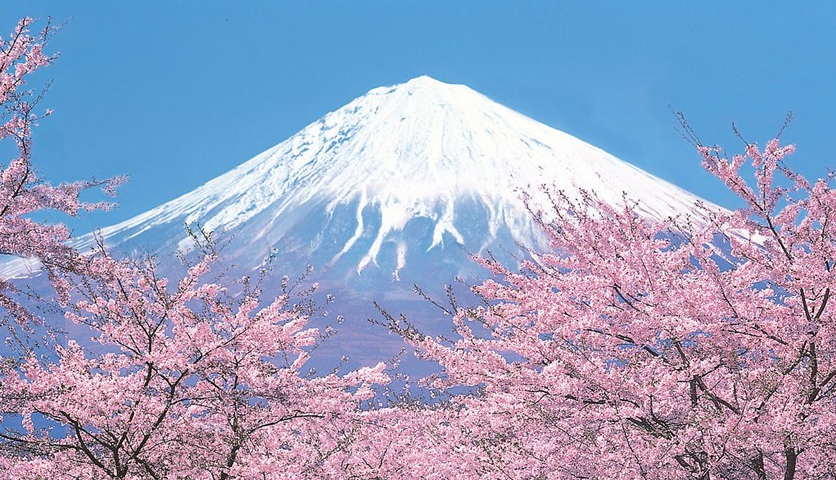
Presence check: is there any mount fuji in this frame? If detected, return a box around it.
[31,77,718,274]
[5,76,724,361]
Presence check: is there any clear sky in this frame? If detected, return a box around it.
[3,2,835,234]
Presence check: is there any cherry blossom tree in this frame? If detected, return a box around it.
[383,138,836,479]
[0,17,395,478]
[0,245,388,479]
[0,17,121,326]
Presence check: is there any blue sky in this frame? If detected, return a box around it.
[3,2,835,234]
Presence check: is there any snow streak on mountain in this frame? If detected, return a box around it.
[4,76,722,287]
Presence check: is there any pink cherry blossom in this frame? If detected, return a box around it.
[376,138,836,479]
[0,18,123,326]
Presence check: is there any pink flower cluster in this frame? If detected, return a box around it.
[0,18,123,325]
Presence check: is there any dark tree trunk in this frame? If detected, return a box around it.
[752,449,767,480]
[784,447,798,480]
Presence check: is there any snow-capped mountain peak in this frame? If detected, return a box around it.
[4,76,723,282]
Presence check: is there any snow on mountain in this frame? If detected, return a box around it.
[4,76,723,289]
[1,76,732,366]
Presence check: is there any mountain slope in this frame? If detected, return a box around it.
[4,76,725,296]
[2,76,729,365]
